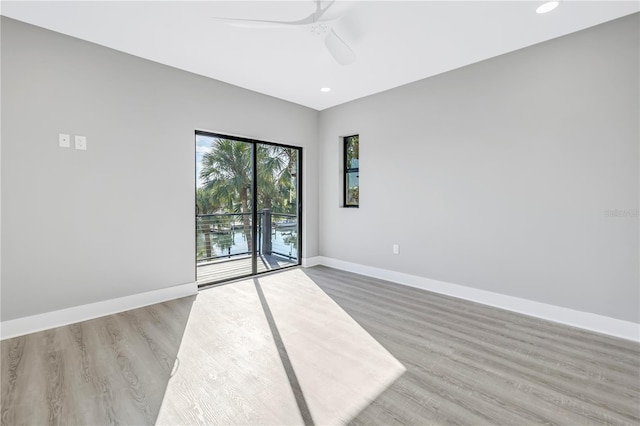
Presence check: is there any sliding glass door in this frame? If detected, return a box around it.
[195,132,301,285]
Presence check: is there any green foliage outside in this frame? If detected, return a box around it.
[196,138,298,256]
[346,134,359,169]
[345,135,359,205]
[197,138,298,215]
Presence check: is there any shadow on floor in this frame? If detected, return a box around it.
[253,278,315,426]
[1,267,410,425]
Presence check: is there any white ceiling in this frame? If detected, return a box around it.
[2,1,638,110]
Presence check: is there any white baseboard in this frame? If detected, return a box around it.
[0,282,198,340]
[311,256,640,343]
[5,259,637,343]
[302,256,322,268]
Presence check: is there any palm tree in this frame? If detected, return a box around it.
[279,148,298,215]
[200,139,253,251]
[196,187,220,215]
[257,145,287,211]
[199,138,299,256]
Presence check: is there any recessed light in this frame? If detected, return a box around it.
[320,87,331,93]
[536,1,559,14]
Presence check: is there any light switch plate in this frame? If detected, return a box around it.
[75,135,87,150]
[59,133,70,148]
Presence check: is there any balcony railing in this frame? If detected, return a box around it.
[196,210,298,264]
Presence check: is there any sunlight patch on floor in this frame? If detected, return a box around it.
[156,268,405,425]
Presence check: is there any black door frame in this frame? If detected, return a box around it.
[195,130,303,287]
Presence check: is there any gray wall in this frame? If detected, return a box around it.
[0,17,319,321]
[2,13,638,325]
[318,14,639,323]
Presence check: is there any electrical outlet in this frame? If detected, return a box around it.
[393,244,399,255]
[75,135,87,150]
[59,133,70,148]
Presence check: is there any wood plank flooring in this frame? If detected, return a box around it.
[1,265,639,425]
[156,269,404,425]
[1,296,195,425]
[305,266,640,426]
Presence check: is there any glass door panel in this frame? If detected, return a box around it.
[196,135,254,283]
[256,144,299,274]
[195,132,300,286]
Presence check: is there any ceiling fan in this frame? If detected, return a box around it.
[212,0,356,65]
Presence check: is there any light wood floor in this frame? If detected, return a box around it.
[1,266,639,425]
[306,266,640,425]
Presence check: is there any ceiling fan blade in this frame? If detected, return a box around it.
[212,16,314,29]
[212,0,337,29]
[314,0,336,21]
[324,28,356,65]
